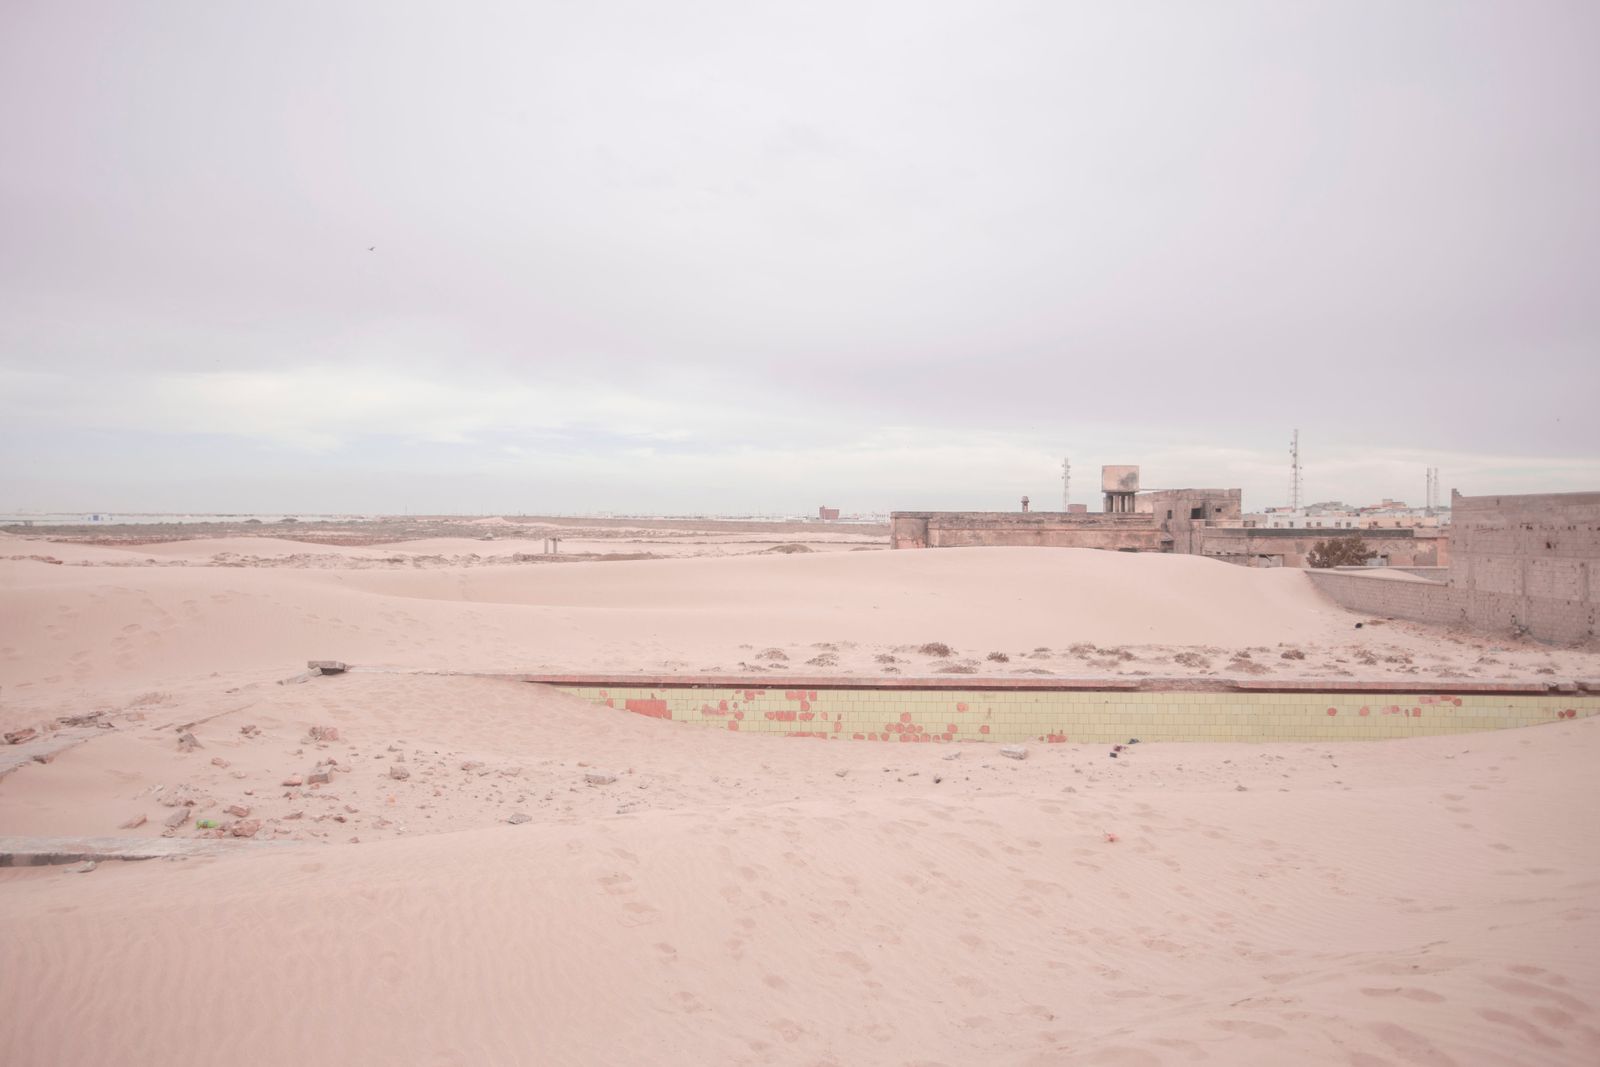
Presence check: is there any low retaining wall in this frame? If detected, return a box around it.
[543,677,1598,744]
[1307,569,1598,643]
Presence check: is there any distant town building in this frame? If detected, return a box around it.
[890,464,1446,568]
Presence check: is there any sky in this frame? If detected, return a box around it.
[2,1,1597,516]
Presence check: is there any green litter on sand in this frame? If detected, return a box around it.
[195,819,219,829]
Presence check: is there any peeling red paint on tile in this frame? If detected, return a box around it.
[979,725,990,734]
[625,699,671,719]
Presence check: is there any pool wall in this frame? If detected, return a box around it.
[538,677,1600,744]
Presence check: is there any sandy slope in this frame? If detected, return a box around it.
[1,673,1596,1066]
[3,547,1593,732]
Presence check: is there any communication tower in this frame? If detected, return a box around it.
[1289,429,1303,510]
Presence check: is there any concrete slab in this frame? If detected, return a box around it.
[0,730,98,782]
[0,835,288,867]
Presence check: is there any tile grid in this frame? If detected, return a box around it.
[551,685,1599,744]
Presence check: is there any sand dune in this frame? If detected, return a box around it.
[1,672,1596,1066]
[3,547,1591,733]
[3,540,1598,1064]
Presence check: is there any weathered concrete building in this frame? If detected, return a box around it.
[891,466,1242,555]
[1307,490,1599,643]
[890,511,1165,551]
[1199,526,1448,569]
[889,465,1448,568]
[1137,488,1243,555]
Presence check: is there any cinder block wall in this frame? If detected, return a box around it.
[1308,491,1600,642]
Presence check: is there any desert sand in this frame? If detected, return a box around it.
[2,527,1597,1065]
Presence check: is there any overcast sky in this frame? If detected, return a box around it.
[2,1,1596,516]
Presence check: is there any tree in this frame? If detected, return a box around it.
[1307,535,1377,568]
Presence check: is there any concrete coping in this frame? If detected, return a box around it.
[324,665,1600,697]
[499,671,1593,697]
[0,835,291,867]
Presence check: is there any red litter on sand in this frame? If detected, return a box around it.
[1103,831,1119,843]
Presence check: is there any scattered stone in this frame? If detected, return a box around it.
[1235,784,1248,792]
[65,860,97,874]
[4,727,38,745]
[239,724,260,737]
[389,765,411,781]
[506,812,532,825]
[461,760,484,772]
[344,804,358,814]
[584,771,618,786]
[942,751,962,760]
[307,725,340,742]
[120,813,148,829]
[1000,745,1028,760]
[163,809,189,829]
[834,769,848,777]
[210,756,230,768]
[281,775,304,787]
[230,819,262,838]
[933,775,943,784]
[176,731,201,752]
[225,804,251,818]
[57,711,105,727]
[308,766,333,785]
[308,660,347,674]
[159,786,201,808]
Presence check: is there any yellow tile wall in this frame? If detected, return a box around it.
[552,685,1600,744]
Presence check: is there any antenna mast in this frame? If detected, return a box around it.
[1061,457,1071,511]
[1289,429,1302,510]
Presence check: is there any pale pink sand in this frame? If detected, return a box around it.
[3,547,1592,736]
[0,674,1596,1065]
[3,545,1598,1064]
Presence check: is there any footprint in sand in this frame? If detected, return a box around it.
[1361,986,1446,1003]
[834,951,872,974]
[1366,1021,1457,1065]
[597,872,633,895]
[1475,1008,1562,1048]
